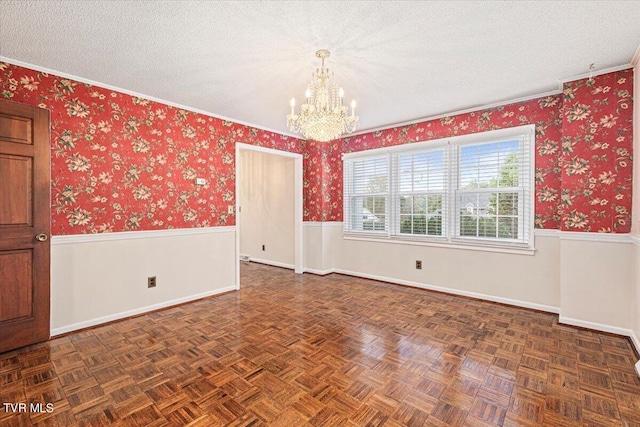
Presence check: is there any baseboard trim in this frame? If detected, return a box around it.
[558,315,634,337]
[331,268,560,314]
[630,330,640,359]
[249,258,295,270]
[50,285,236,336]
[303,267,335,276]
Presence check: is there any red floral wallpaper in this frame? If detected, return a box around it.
[560,70,633,232]
[318,69,633,232]
[0,62,633,234]
[0,62,313,234]
[322,97,565,228]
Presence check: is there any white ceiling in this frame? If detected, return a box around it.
[1,1,639,137]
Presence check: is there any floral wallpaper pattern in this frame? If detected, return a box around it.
[0,62,633,234]
[560,70,633,232]
[0,62,311,234]
[320,69,633,232]
[322,96,565,229]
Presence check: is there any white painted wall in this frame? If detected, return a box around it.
[317,225,560,311]
[303,223,326,273]
[239,150,295,268]
[633,243,640,350]
[303,222,343,274]
[559,238,633,333]
[50,228,236,335]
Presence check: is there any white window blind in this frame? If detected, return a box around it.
[343,125,534,251]
[454,135,531,245]
[343,155,389,234]
[394,148,447,237]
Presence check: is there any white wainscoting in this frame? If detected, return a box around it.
[50,227,237,336]
[559,237,633,335]
[306,223,562,311]
[331,268,560,314]
[51,223,640,361]
[632,237,640,360]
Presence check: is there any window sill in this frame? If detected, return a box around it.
[342,234,536,255]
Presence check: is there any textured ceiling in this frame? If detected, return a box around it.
[0,1,639,137]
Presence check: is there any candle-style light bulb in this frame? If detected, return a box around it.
[338,88,344,106]
[351,99,356,117]
[305,88,311,102]
[290,98,295,115]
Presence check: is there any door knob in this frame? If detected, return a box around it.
[35,234,48,242]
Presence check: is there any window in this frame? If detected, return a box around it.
[343,156,389,233]
[343,125,534,251]
[456,141,526,242]
[397,149,446,237]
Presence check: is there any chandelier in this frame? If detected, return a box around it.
[287,49,359,142]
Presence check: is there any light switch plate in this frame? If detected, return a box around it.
[228,205,234,214]
[195,178,206,185]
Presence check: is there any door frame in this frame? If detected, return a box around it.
[235,143,303,289]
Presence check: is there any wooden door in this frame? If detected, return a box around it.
[0,100,50,353]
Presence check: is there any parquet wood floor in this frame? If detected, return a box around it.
[1,262,640,426]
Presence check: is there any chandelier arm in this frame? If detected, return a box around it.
[287,49,359,141]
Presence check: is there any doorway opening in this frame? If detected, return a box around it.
[235,143,303,289]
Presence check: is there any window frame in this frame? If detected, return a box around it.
[342,125,535,254]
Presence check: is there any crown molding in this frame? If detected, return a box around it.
[343,89,562,138]
[558,63,633,85]
[0,56,303,140]
[345,61,632,140]
[4,55,634,144]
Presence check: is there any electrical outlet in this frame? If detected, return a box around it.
[415,260,422,270]
[228,205,234,214]
[148,276,156,288]
[635,360,640,379]
[262,244,265,251]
